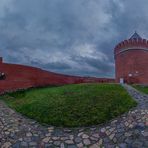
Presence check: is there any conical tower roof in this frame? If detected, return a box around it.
[130,32,142,39]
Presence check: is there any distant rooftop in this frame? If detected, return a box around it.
[130,32,142,39]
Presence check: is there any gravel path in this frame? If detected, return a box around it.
[0,84,148,148]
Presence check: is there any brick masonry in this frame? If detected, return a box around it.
[0,59,114,94]
[114,38,148,84]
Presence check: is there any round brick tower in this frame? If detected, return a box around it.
[114,32,148,84]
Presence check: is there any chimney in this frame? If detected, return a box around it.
[0,57,3,63]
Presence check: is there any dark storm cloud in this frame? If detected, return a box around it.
[31,61,71,71]
[0,0,148,77]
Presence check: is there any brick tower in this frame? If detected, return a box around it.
[114,32,148,84]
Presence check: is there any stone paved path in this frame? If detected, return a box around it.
[0,84,148,148]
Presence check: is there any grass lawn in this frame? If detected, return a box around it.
[0,83,137,127]
[133,85,148,94]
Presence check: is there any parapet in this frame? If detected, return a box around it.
[114,38,148,57]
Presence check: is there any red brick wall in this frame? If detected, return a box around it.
[0,62,114,94]
[114,39,148,84]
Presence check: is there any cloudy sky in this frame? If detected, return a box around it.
[0,0,147,78]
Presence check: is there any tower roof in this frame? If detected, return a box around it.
[130,32,142,39]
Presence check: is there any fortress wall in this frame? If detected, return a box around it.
[0,62,114,94]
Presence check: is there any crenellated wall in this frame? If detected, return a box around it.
[0,59,114,94]
[114,38,148,55]
[114,38,148,84]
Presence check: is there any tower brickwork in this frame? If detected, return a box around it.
[114,32,148,84]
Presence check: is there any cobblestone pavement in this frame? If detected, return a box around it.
[0,84,148,148]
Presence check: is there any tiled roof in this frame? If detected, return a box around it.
[130,32,142,39]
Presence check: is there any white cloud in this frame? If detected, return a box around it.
[72,43,108,61]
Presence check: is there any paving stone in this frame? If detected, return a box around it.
[26,132,32,137]
[100,128,106,133]
[60,143,65,148]
[74,137,82,143]
[2,142,12,148]
[82,134,89,139]
[125,132,132,137]
[89,143,99,148]
[78,132,83,137]
[42,137,50,143]
[44,143,53,148]
[25,138,33,144]
[109,133,115,140]
[142,131,148,137]
[83,138,91,145]
[67,145,77,148]
[12,142,20,148]
[98,139,103,146]
[29,142,37,146]
[20,141,28,147]
[90,136,98,141]
[92,133,99,138]
[31,136,40,141]
[52,136,59,140]
[132,141,143,147]
[77,142,84,148]
[54,140,61,146]
[119,143,127,148]
[65,140,74,144]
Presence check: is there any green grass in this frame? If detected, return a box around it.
[133,85,148,94]
[0,83,137,127]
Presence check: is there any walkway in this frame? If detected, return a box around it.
[0,85,148,148]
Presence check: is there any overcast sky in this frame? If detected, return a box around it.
[0,0,148,78]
